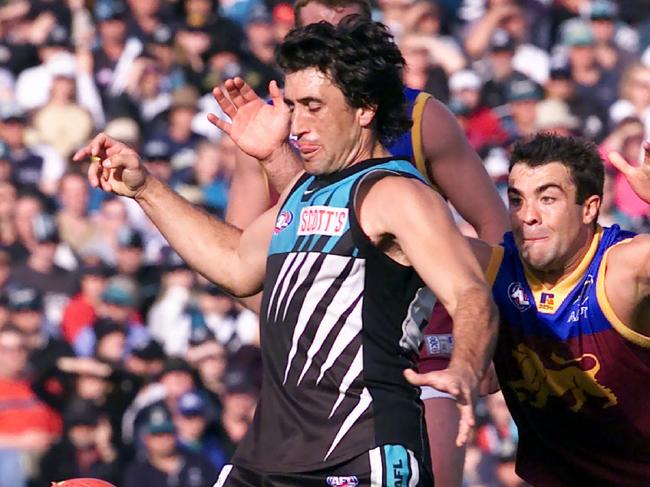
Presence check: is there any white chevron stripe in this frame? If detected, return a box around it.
[369,447,383,486]
[317,296,363,385]
[408,449,420,487]
[324,386,372,460]
[267,252,304,322]
[281,252,323,322]
[328,345,363,418]
[272,252,313,324]
[296,259,364,385]
[283,254,352,385]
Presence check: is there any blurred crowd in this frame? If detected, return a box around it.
[0,0,648,486]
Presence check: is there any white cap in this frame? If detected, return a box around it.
[449,69,482,92]
[47,52,76,78]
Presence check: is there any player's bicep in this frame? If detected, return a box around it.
[420,99,508,243]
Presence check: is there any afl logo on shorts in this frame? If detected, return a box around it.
[274,210,293,234]
[508,282,531,311]
[326,476,359,487]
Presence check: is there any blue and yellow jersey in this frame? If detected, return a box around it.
[491,225,650,486]
[384,87,431,183]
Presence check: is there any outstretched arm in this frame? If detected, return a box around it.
[422,98,509,244]
[73,134,274,297]
[356,176,499,446]
[605,145,650,336]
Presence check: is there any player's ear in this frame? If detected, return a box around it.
[582,194,601,225]
[357,105,377,129]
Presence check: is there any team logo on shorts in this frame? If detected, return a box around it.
[326,476,359,487]
[508,282,531,311]
[274,210,294,234]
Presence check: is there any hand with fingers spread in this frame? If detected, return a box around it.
[72,133,150,199]
[208,77,291,161]
[609,142,650,204]
[404,364,480,447]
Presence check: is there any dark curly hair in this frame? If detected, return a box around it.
[276,16,411,144]
[510,133,604,204]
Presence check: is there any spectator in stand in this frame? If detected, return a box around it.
[93,318,128,366]
[31,53,94,160]
[0,326,61,487]
[588,0,639,73]
[74,277,148,358]
[448,69,509,153]
[56,171,94,256]
[10,213,78,325]
[501,77,543,140]
[544,55,609,142]
[14,23,74,112]
[8,191,45,264]
[7,286,74,383]
[186,334,228,405]
[116,226,160,294]
[142,137,174,185]
[122,357,198,454]
[155,85,206,176]
[37,398,121,485]
[0,103,65,196]
[124,54,172,136]
[125,337,167,386]
[175,140,231,217]
[479,30,531,110]
[173,390,228,471]
[464,0,549,85]
[609,62,650,136]
[560,18,619,116]
[218,348,261,458]
[123,405,217,487]
[87,195,129,264]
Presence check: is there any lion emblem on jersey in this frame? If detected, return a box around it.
[508,343,618,412]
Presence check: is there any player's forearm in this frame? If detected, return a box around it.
[449,286,499,380]
[260,141,304,194]
[135,176,251,296]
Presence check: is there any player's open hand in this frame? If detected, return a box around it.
[73,133,149,198]
[404,364,479,447]
[609,142,650,204]
[208,77,290,161]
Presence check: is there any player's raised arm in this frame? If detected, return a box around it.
[73,134,274,297]
[421,98,509,244]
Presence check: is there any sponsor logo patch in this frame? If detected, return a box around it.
[539,292,555,311]
[274,210,294,234]
[508,282,531,311]
[326,476,359,486]
[424,334,453,357]
[298,206,348,236]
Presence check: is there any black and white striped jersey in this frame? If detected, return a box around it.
[231,158,436,473]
